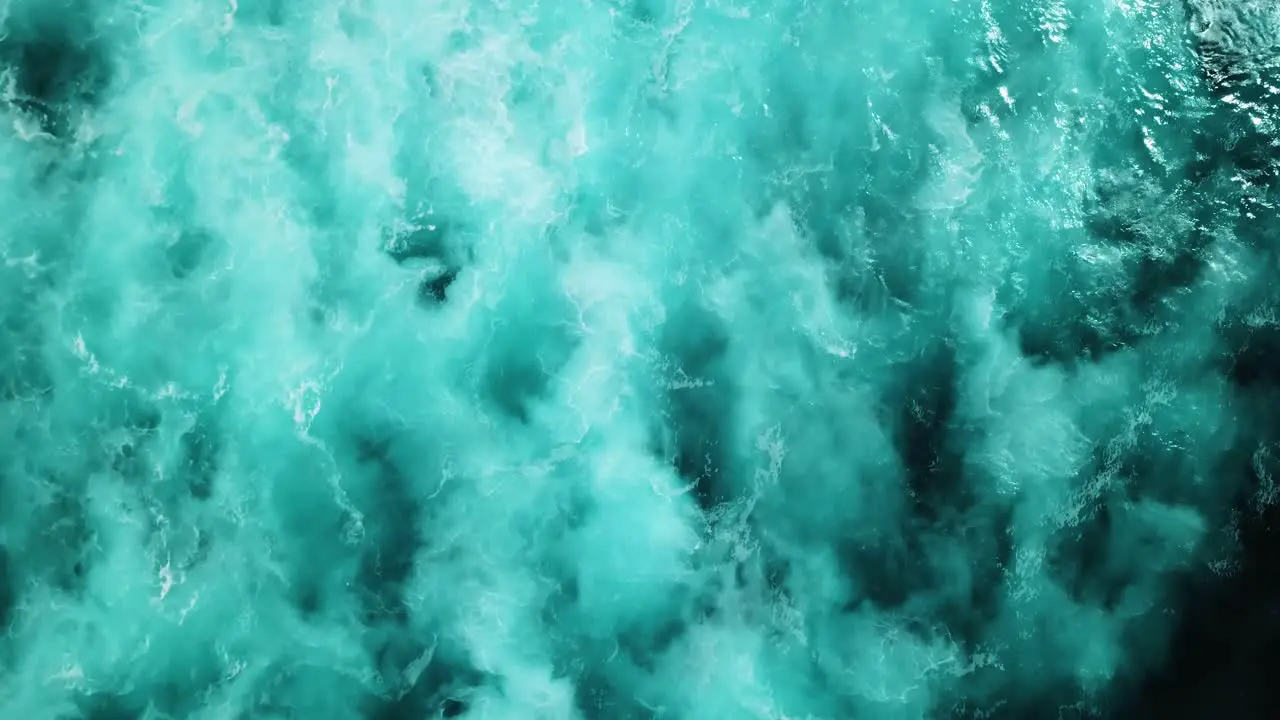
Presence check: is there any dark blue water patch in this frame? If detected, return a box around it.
[837,532,934,613]
[346,433,421,627]
[561,621,686,719]
[380,218,466,309]
[474,280,577,424]
[857,193,932,309]
[439,696,468,717]
[383,221,453,266]
[892,338,968,524]
[1220,320,1280,389]
[654,300,736,514]
[1011,298,1138,368]
[36,483,97,596]
[179,414,220,502]
[1187,28,1280,183]
[1118,490,1280,719]
[366,639,485,720]
[162,228,216,281]
[882,333,1014,648]
[75,693,142,720]
[0,3,112,140]
[481,342,564,424]
[0,545,13,634]
[1044,499,1130,611]
[74,681,224,720]
[233,0,289,27]
[0,304,54,404]
[418,266,459,306]
[2,35,107,107]
[939,505,1016,653]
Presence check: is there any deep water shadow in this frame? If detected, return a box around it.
[563,620,687,720]
[76,691,145,720]
[237,0,289,27]
[1186,15,1280,184]
[179,414,220,501]
[419,266,459,306]
[657,301,737,514]
[1014,305,1137,368]
[1044,499,1126,611]
[875,337,1013,647]
[380,213,467,309]
[0,545,13,633]
[348,433,421,627]
[366,648,486,720]
[1221,322,1280,389]
[894,339,967,524]
[0,6,112,140]
[40,484,96,595]
[164,229,216,281]
[1116,497,1280,718]
[837,533,933,613]
[383,222,452,266]
[574,670,661,720]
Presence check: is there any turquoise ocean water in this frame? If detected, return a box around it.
[2,0,1280,717]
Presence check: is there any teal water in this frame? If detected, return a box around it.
[2,0,1279,717]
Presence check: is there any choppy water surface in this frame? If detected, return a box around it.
[2,0,1279,718]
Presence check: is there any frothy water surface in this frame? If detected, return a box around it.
[2,1,1279,718]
